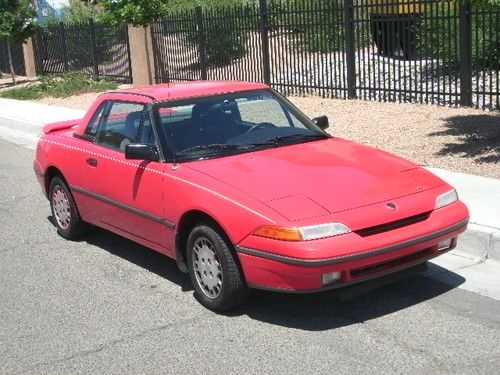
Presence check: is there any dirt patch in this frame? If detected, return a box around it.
[34,84,131,110]
[288,96,500,179]
[0,76,37,91]
[0,75,131,110]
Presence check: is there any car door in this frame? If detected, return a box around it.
[83,100,173,253]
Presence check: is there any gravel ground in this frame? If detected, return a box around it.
[1,76,498,179]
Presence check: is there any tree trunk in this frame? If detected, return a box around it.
[6,41,17,85]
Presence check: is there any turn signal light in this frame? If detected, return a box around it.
[252,222,352,241]
[252,226,303,241]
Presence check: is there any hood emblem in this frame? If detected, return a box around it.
[387,203,396,210]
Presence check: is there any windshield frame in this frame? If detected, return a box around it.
[152,88,331,163]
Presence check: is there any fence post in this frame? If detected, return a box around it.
[59,22,69,72]
[259,0,271,85]
[195,6,208,80]
[124,26,134,84]
[459,2,472,107]
[128,25,154,86]
[88,18,100,80]
[344,0,356,99]
[22,38,37,77]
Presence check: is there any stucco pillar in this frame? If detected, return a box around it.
[22,38,37,77]
[127,25,155,86]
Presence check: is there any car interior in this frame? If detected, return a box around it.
[161,100,252,152]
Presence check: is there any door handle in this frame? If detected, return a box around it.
[86,157,98,167]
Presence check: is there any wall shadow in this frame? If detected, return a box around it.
[0,79,36,90]
[428,114,500,163]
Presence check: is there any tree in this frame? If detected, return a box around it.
[98,0,245,26]
[99,0,170,27]
[0,0,37,84]
[61,0,104,24]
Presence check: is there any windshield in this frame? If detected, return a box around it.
[153,89,330,161]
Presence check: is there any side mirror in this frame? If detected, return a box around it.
[125,143,158,161]
[312,115,329,130]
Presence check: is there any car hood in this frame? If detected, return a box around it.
[185,138,445,222]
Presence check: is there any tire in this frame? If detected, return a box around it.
[49,176,86,240]
[186,224,248,312]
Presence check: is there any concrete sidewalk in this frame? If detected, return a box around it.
[0,98,84,149]
[0,98,499,298]
[427,167,500,262]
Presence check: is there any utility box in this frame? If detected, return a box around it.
[368,0,424,59]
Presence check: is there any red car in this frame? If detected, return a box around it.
[34,81,469,311]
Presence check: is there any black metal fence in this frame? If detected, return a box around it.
[33,20,132,83]
[151,0,499,111]
[0,39,26,76]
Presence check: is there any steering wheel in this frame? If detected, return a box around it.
[246,122,276,133]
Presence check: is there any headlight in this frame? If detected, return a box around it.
[252,223,351,241]
[300,223,351,240]
[435,189,458,209]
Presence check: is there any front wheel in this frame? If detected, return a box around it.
[187,224,248,312]
[49,176,87,240]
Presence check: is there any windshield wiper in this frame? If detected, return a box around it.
[177,143,249,155]
[262,133,328,145]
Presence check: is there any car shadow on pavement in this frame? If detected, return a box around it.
[47,216,465,329]
[428,114,500,164]
[71,223,193,292]
[242,268,465,330]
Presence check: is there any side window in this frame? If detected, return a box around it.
[85,102,107,138]
[96,102,146,152]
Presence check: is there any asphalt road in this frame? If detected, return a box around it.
[1,139,499,375]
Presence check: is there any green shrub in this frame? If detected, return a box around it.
[268,0,370,53]
[37,22,120,73]
[38,73,118,97]
[0,85,43,100]
[181,7,249,67]
[415,1,500,70]
[0,73,118,100]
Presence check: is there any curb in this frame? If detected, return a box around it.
[455,223,500,262]
[0,116,44,136]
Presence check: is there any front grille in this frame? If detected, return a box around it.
[354,211,432,237]
[350,248,433,279]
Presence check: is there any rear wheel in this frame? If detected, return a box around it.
[187,224,248,312]
[49,177,86,240]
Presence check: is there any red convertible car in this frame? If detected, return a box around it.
[34,81,469,311]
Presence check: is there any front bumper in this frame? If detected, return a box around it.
[235,204,468,292]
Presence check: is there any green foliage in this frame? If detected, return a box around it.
[99,0,170,26]
[100,0,250,66]
[268,0,369,53]
[168,0,246,10]
[37,73,118,97]
[0,84,43,100]
[0,73,118,100]
[185,6,250,66]
[0,0,38,43]
[203,18,248,66]
[61,0,105,24]
[415,1,500,70]
[38,21,118,73]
